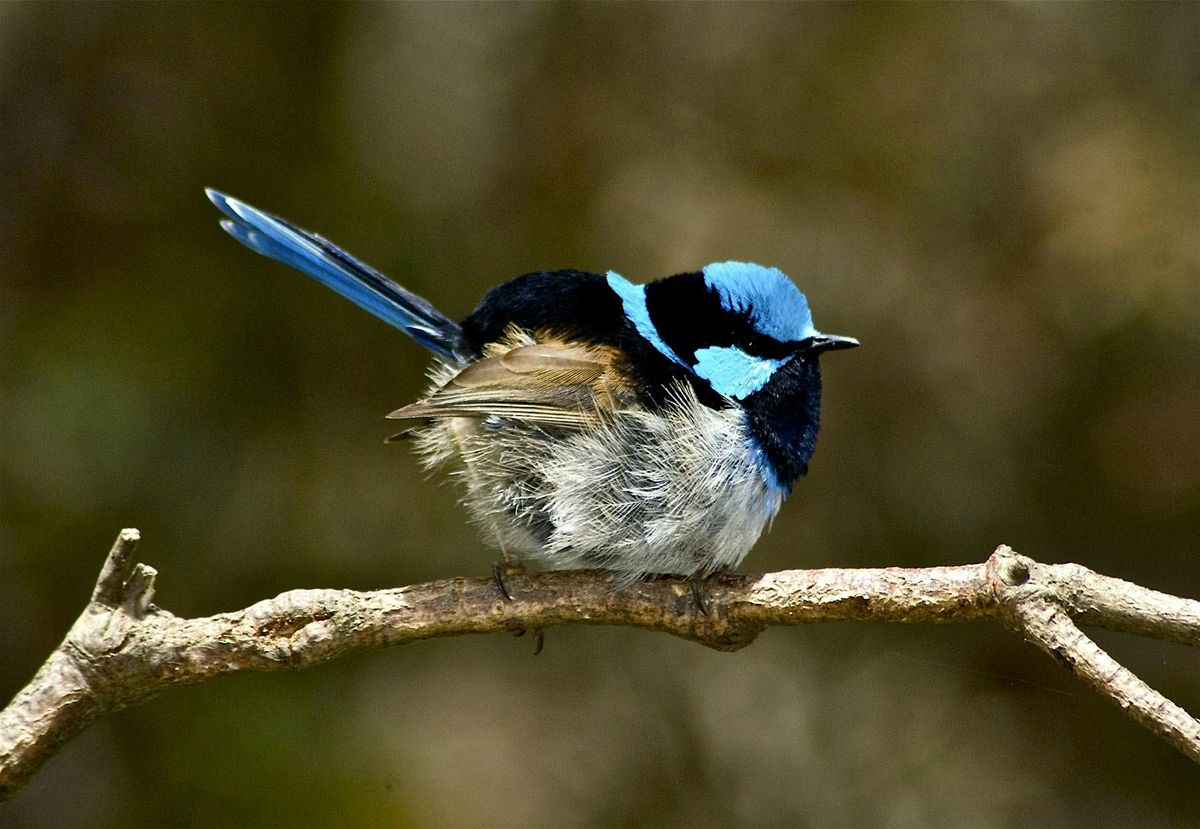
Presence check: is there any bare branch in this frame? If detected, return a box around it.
[2,532,1197,802]
[1031,561,1200,647]
[90,527,141,607]
[1012,597,1200,763]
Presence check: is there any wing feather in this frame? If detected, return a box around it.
[387,340,629,428]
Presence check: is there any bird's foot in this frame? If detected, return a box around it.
[689,574,711,616]
[511,626,546,654]
[491,559,525,602]
[688,569,730,616]
[490,560,544,653]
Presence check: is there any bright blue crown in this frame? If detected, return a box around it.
[702,261,817,343]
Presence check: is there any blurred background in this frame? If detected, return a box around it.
[1,2,1198,826]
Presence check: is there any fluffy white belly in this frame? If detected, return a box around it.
[412,383,784,582]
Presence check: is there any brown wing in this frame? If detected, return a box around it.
[386,341,630,429]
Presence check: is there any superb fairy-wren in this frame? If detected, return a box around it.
[207,190,858,587]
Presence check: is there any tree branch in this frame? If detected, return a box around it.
[2,531,1197,801]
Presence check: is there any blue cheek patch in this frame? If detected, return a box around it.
[693,346,790,400]
[606,271,687,367]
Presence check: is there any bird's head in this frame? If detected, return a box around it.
[607,261,858,488]
[607,261,858,399]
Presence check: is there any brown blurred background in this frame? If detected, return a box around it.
[1,2,1198,826]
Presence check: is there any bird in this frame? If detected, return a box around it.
[206,189,858,599]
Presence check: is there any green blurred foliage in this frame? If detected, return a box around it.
[1,2,1198,826]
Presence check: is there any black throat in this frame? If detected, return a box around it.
[742,355,823,490]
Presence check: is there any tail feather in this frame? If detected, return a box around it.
[207,189,469,363]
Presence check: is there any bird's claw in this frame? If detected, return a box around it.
[491,560,543,652]
[491,560,525,602]
[690,575,711,616]
[689,569,731,615]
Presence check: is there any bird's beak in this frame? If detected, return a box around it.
[803,334,860,353]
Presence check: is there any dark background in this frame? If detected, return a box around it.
[2,3,1198,826]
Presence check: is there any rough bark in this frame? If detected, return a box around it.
[2,530,1198,801]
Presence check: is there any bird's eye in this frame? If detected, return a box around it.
[740,332,792,359]
[744,334,768,355]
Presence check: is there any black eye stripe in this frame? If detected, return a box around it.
[742,335,795,360]
[644,272,792,363]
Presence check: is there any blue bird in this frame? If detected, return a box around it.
[207,190,858,594]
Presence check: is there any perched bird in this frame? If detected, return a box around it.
[207,190,858,594]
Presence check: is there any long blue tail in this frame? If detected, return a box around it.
[207,190,469,364]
